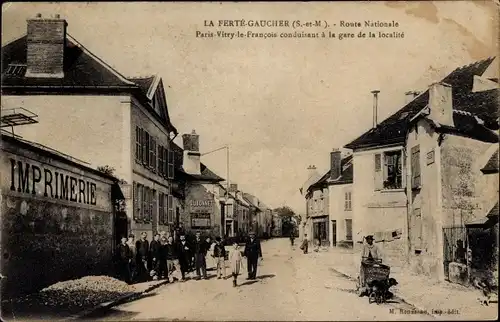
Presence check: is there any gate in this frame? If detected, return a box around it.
[442,226,468,281]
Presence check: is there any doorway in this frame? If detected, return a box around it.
[114,211,128,248]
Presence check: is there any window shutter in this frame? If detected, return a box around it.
[168,195,174,223]
[158,192,163,225]
[158,146,163,176]
[152,138,157,171]
[151,190,156,223]
[135,127,140,161]
[168,150,175,179]
[133,183,137,220]
[411,146,421,189]
[374,153,383,190]
[163,148,168,177]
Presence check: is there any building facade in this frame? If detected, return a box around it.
[1,15,178,241]
[1,135,118,298]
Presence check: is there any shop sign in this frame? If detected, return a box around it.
[191,213,211,228]
[190,199,213,213]
[8,158,98,205]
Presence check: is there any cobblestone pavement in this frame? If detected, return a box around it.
[88,238,433,321]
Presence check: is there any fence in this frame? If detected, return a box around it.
[442,226,468,281]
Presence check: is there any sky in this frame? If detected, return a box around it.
[2,1,498,214]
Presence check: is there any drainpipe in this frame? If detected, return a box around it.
[371,90,380,129]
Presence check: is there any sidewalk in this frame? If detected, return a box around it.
[66,279,170,320]
[316,247,498,321]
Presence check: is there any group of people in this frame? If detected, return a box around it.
[115,230,263,287]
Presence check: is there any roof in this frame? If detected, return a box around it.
[481,148,499,174]
[129,76,155,97]
[308,155,353,192]
[345,57,497,150]
[1,35,177,134]
[171,142,224,182]
[466,202,498,227]
[487,202,499,219]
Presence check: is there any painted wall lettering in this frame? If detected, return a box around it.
[9,158,99,205]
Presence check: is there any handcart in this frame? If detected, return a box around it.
[356,259,390,298]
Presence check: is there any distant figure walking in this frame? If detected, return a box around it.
[243,231,263,280]
[300,234,309,254]
[290,232,295,246]
[229,241,243,287]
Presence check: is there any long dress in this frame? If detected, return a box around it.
[229,247,243,275]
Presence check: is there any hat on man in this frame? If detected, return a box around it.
[365,235,374,241]
[249,231,256,236]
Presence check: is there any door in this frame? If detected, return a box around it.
[332,220,337,247]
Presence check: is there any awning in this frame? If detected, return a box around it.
[111,183,125,200]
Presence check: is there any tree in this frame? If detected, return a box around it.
[273,206,300,237]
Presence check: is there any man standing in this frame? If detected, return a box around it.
[290,230,295,246]
[117,237,132,284]
[159,232,169,279]
[126,234,137,283]
[150,233,162,280]
[358,235,383,296]
[193,232,209,280]
[300,233,309,254]
[243,231,262,280]
[176,233,191,281]
[165,236,182,282]
[136,232,150,282]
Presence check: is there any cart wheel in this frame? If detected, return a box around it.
[369,292,376,304]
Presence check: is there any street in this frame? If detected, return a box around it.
[87,238,432,321]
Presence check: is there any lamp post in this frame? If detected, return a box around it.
[201,145,230,236]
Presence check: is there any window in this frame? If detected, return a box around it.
[150,189,156,223]
[159,192,165,225]
[345,219,353,241]
[167,195,174,223]
[142,186,149,223]
[134,183,144,222]
[411,145,421,189]
[411,208,422,250]
[344,192,352,211]
[374,150,403,190]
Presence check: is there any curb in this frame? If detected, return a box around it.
[328,266,439,320]
[64,279,170,321]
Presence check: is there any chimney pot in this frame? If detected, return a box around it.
[36,13,42,18]
[371,90,380,129]
[330,149,342,180]
[428,82,453,127]
[55,14,60,19]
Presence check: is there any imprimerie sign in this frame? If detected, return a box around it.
[9,159,98,205]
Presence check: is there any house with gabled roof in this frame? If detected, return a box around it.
[303,150,354,248]
[344,57,499,279]
[1,14,179,241]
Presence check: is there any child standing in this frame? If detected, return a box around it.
[213,237,227,279]
[229,241,243,287]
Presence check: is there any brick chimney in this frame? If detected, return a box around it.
[26,14,67,78]
[182,130,201,175]
[330,149,342,180]
[428,82,453,127]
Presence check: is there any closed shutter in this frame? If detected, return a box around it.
[411,145,421,189]
[168,150,175,179]
[158,192,164,225]
[168,195,174,223]
[164,148,168,177]
[133,182,137,220]
[374,153,383,190]
[158,146,164,176]
[142,186,148,222]
[135,127,141,161]
[152,138,157,171]
[345,219,352,241]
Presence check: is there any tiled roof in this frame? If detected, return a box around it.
[1,35,177,134]
[345,58,496,150]
[2,35,136,89]
[481,148,499,174]
[308,155,353,192]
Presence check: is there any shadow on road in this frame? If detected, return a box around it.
[239,280,259,287]
[257,274,276,280]
[79,292,158,320]
[80,307,140,320]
